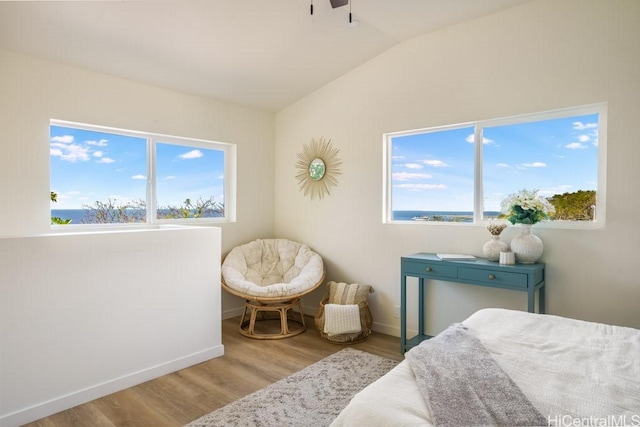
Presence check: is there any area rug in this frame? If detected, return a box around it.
[186,348,398,427]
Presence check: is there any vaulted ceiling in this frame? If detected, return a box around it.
[0,0,532,112]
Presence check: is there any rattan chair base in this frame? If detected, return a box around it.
[239,298,306,340]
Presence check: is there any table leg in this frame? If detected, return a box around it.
[400,274,407,353]
[418,277,425,338]
[527,285,535,313]
[539,281,546,314]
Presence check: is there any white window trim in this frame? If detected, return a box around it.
[383,103,607,230]
[50,119,236,230]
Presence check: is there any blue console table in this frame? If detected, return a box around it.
[401,253,545,353]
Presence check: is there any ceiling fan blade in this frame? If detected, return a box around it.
[329,0,349,8]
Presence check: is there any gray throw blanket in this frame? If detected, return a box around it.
[405,324,547,427]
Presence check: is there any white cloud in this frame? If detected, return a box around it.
[521,162,547,168]
[466,134,494,144]
[423,159,449,167]
[393,172,433,181]
[405,163,423,169]
[179,149,203,160]
[50,136,109,163]
[50,143,91,162]
[573,121,597,130]
[565,142,587,149]
[131,174,146,180]
[394,183,447,190]
[497,163,509,168]
[51,135,74,144]
[163,175,176,180]
[87,139,108,147]
[578,135,590,142]
[97,157,115,164]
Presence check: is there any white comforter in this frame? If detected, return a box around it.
[331,308,640,426]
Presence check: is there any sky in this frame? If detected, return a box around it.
[50,125,225,210]
[390,112,600,212]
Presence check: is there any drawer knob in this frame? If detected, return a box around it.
[488,274,495,280]
[425,267,432,272]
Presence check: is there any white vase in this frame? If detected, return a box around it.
[482,235,509,261]
[510,224,543,264]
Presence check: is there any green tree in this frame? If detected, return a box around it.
[50,191,72,225]
[548,190,596,221]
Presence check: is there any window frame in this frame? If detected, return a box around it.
[383,103,607,230]
[50,119,236,229]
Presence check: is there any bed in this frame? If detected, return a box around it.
[331,308,640,426]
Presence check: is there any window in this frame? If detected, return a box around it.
[383,104,606,228]
[50,120,236,226]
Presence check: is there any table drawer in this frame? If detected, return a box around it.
[458,267,527,288]
[403,261,458,279]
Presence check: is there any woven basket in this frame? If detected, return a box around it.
[314,291,373,344]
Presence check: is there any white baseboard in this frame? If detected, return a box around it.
[0,345,224,427]
[371,321,401,338]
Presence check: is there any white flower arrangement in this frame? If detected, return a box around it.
[500,189,555,225]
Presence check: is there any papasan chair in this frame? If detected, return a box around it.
[221,239,325,339]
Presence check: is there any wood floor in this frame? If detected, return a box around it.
[26,316,403,427]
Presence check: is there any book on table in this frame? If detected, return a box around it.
[436,253,477,261]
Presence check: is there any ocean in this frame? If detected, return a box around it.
[51,209,90,224]
[392,211,501,222]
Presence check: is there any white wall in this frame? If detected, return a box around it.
[0,226,222,426]
[275,0,640,334]
[0,48,277,425]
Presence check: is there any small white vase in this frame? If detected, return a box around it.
[510,224,543,264]
[482,235,509,261]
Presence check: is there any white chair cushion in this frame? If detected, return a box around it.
[222,239,324,298]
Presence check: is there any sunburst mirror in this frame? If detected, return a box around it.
[295,137,342,200]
